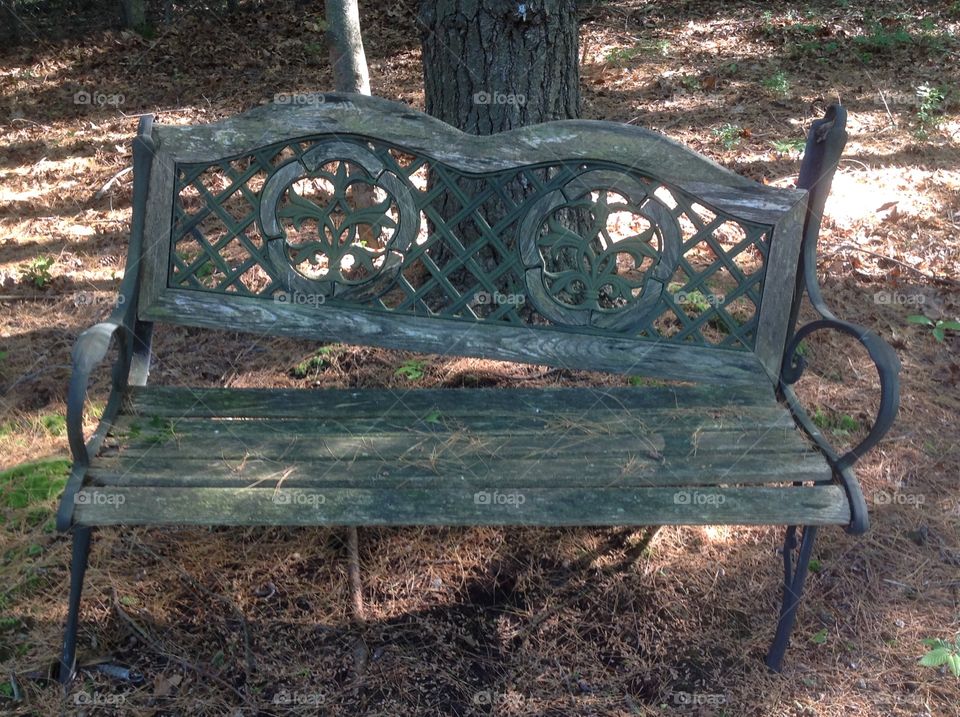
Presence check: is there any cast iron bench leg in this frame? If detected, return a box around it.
[766,525,818,672]
[59,526,92,685]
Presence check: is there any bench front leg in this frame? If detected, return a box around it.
[765,524,818,672]
[59,526,92,685]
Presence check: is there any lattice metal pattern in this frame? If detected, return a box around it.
[170,137,772,349]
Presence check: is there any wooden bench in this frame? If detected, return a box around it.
[56,95,900,683]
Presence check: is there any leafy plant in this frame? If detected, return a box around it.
[293,346,337,378]
[771,137,806,154]
[919,636,960,677]
[395,359,427,381]
[907,315,960,342]
[762,70,790,96]
[21,255,54,289]
[914,84,946,138]
[810,628,829,645]
[712,123,742,150]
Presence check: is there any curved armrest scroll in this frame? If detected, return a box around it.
[782,317,900,471]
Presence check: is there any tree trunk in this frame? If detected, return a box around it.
[326,0,370,95]
[419,0,580,135]
[120,0,146,29]
[417,0,581,307]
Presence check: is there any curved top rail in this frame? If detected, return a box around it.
[151,92,805,226]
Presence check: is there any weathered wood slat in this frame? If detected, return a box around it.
[121,384,776,418]
[72,485,849,527]
[103,426,809,460]
[108,408,796,437]
[87,451,832,489]
[139,293,772,386]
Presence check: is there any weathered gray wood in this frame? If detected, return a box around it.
[72,484,849,527]
[148,94,806,226]
[138,143,176,316]
[121,384,776,417]
[138,292,770,385]
[88,451,832,489]
[754,195,808,381]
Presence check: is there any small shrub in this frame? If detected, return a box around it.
[919,636,960,678]
[21,255,54,289]
[395,360,427,381]
[712,123,742,150]
[762,70,790,96]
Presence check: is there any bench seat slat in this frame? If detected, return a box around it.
[70,385,845,527]
[122,384,777,418]
[72,485,849,527]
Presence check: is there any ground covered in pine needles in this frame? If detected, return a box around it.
[1,1,959,715]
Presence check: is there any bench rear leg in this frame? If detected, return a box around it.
[59,526,92,685]
[766,525,818,672]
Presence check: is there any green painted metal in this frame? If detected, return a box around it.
[169,140,772,350]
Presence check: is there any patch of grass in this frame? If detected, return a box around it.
[40,413,66,436]
[712,123,742,150]
[21,255,54,289]
[395,359,427,381]
[853,22,914,57]
[812,409,860,437]
[0,459,70,510]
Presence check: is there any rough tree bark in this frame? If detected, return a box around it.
[418,0,580,135]
[325,0,369,625]
[417,0,581,303]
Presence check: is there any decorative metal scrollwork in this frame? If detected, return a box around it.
[518,170,681,331]
[259,141,419,300]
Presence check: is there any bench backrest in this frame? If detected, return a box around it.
[131,93,813,386]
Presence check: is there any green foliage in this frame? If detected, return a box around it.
[762,70,790,96]
[628,376,667,387]
[292,346,338,379]
[21,255,54,289]
[810,628,829,645]
[812,409,859,436]
[712,123,742,150]
[914,84,947,138]
[146,416,177,445]
[907,315,960,342]
[40,413,66,436]
[395,359,426,381]
[771,137,806,154]
[808,558,823,573]
[0,459,70,510]
[919,636,960,677]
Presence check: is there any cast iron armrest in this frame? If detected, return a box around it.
[780,104,901,535]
